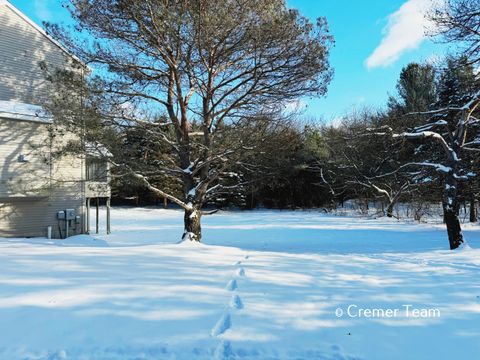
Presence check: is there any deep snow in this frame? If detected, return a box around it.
[0,208,479,359]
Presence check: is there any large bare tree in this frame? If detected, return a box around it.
[48,0,333,241]
[431,0,480,65]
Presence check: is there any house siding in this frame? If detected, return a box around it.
[0,118,86,239]
[0,3,70,104]
[0,3,87,238]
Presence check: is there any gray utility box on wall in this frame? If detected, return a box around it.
[57,209,76,220]
[57,211,65,220]
[56,209,78,239]
[66,209,76,220]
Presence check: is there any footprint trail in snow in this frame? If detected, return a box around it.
[211,313,231,337]
[211,254,250,359]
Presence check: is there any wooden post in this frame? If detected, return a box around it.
[96,197,99,234]
[106,197,111,234]
[86,198,91,234]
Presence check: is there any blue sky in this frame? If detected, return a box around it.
[10,0,449,122]
[287,0,448,122]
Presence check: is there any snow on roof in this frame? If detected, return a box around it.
[86,142,113,158]
[0,100,53,124]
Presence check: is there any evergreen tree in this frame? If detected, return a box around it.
[388,63,437,115]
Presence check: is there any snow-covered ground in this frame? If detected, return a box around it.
[1,208,479,360]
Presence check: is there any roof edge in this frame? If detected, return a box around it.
[0,100,53,124]
[0,113,53,124]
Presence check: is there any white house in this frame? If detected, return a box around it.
[0,0,111,238]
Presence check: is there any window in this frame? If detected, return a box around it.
[86,158,108,182]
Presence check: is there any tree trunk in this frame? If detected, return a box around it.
[183,208,202,242]
[443,207,464,250]
[443,207,447,224]
[386,202,394,218]
[443,169,464,250]
[469,195,477,223]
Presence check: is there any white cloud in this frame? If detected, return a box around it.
[33,0,53,21]
[366,0,438,69]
